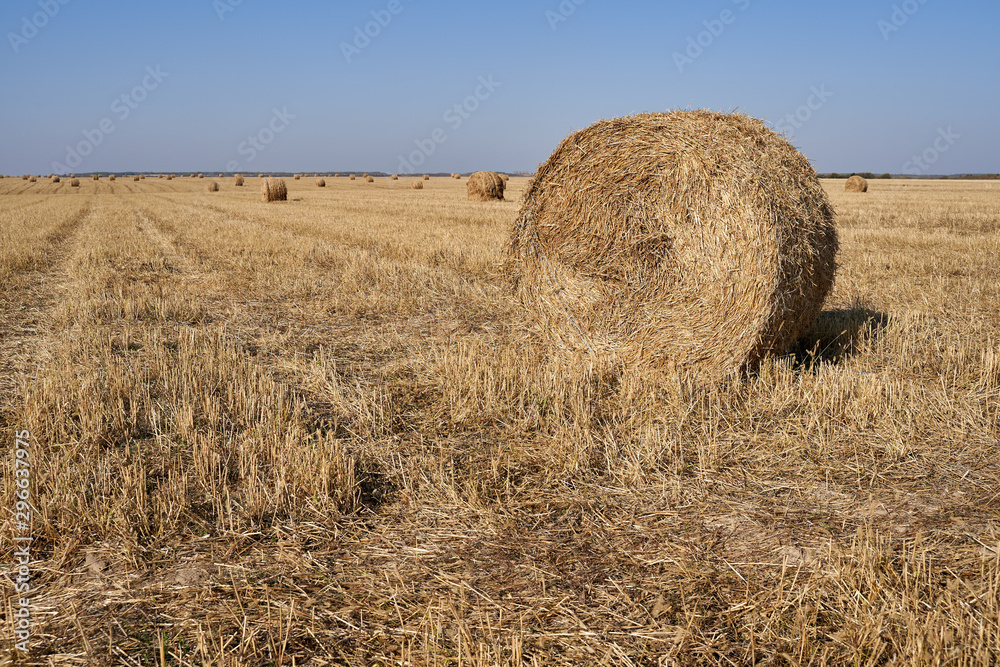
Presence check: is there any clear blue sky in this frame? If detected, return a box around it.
[1,0,997,175]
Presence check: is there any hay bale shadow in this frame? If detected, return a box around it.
[789,307,890,368]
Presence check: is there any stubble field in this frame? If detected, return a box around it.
[1,175,998,665]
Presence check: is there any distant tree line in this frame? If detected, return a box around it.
[819,172,1000,180]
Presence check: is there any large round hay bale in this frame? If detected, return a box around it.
[234,174,244,186]
[504,111,839,380]
[207,181,219,192]
[70,178,80,187]
[423,174,430,180]
[391,174,399,180]
[411,180,424,190]
[349,174,356,181]
[845,175,868,193]
[316,178,326,187]
[109,175,116,181]
[467,171,505,201]
[366,175,374,183]
[51,175,60,183]
[261,178,287,203]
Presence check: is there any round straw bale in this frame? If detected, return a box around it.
[423,174,430,180]
[316,178,326,187]
[207,181,219,192]
[504,111,839,380]
[29,177,37,182]
[70,178,80,187]
[261,178,287,203]
[234,174,244,186]
[109,175,116,181]
[52,175,60,183]
[845,175,868,193]
[467,171,505,201]
[165,175,171,180]
[349,174,356,180]
[133,176,140,182]
[391,174,399,180]
[366,175,374,183]
[294,174,301,180]
[411,180,424,190]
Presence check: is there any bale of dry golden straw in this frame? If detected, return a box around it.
[349,174,356,180]
[261,178,287,203]
[208,181,219,192]
[845,175,868,193]
[423,174,430,180]
[366,175,374,183]
[504,110,839,380]
[391,174,399,180]
[411,180,424,190]
[29,177,36,182]
[294,174,301,180]
[133,176,140,182]
[467,171,505,201]
[70,178,80,187]
[316,178,326,187]
[234,174,244,186]
[109,175,115,181]
[165,175,172,180]
[52,175,60,183]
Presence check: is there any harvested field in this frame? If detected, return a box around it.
[0,177,997,665]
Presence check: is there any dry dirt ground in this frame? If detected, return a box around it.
[0,175,998,665]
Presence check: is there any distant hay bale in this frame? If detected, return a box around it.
[316,178,326,187]
[140,175,145,179]
[411,180,424,190]
[207,181,219,192]
[198,174,204,179]
[391,174,398,180]
[218,173,224,178]
[92,174,99,181]
[109,175,115,181]
[70,178,80,187]
[52,175,60,183]
[294,174,301,180]
[845,175,868,193]
[423,174,430,180]
[29,177,36,182]
[165,175,171,180]
[21,175,28,180]
[261,178,287,203]
[133,176,140,182]
[258,174,264,178]
[467,171,505,201]
[234,174,244,186]
[453,174,462,180]
[366,175,374,183]
[504,110,839,380]
[349,175,356,180]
